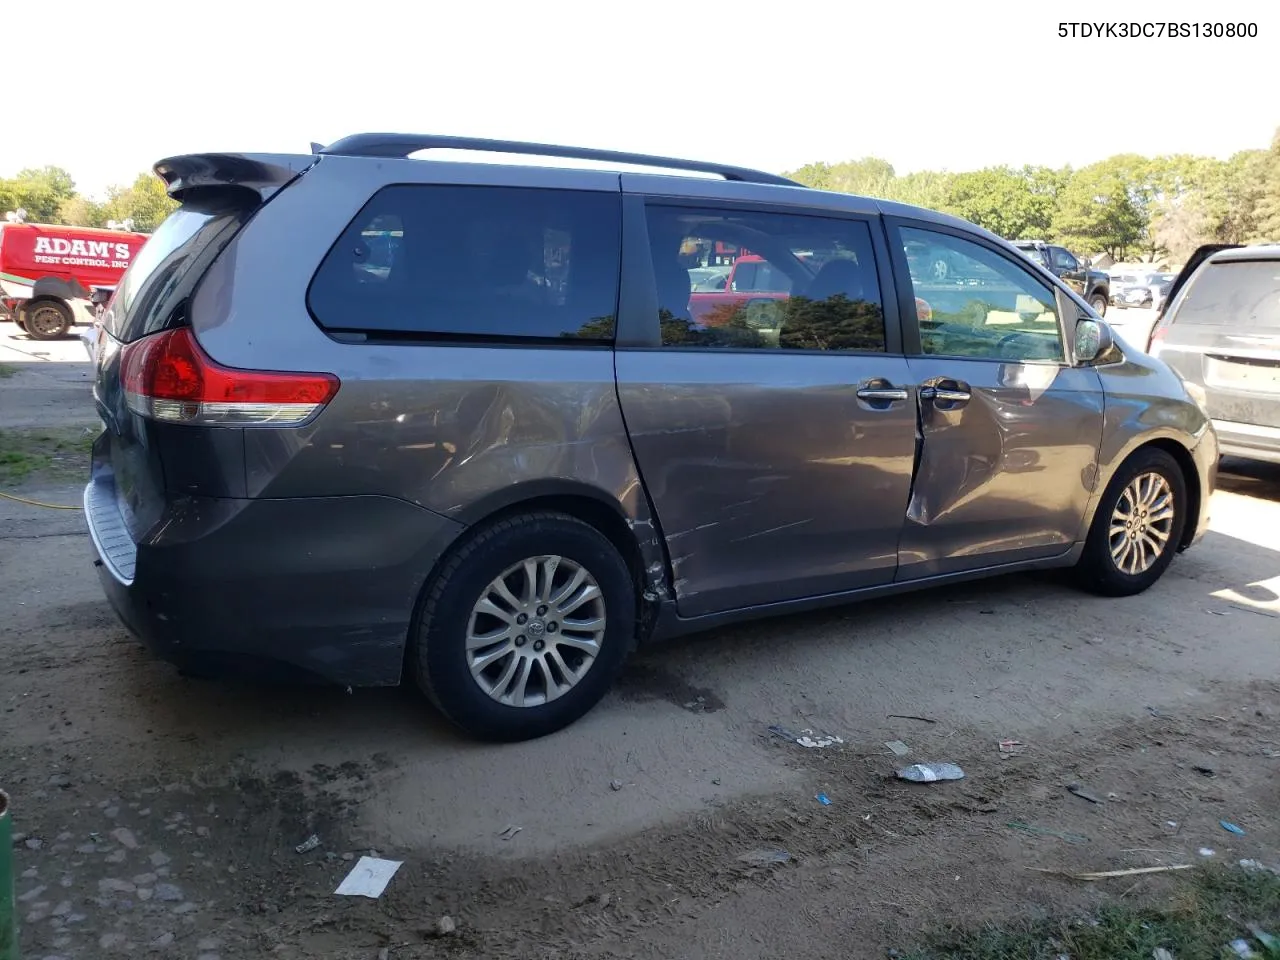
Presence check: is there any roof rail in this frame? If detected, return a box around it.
[316,133,804,188]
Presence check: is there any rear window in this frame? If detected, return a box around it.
[1170,260,1280,329]
[106,191,257,343]
[307,185,622,342]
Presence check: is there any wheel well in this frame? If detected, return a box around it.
[1143,438,1201,550]
[452,494,657,614]
[22,296,71,316]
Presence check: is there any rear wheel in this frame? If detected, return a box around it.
[410,512,636,742]
[1089,293,1108,316]
[1075,447,1186,597]
[23,300,73,340]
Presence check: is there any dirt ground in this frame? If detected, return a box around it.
[3,319,1279,959]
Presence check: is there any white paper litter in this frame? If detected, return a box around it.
[795,729,844,748]
[334,856,403,898]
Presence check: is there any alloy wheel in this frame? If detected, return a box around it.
[1108,472,1176,575]
[466,555,607,708]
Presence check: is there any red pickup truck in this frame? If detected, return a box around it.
[0,221,150,340]
[688,254,796,327]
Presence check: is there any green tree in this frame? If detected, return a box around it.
[787,157,897,198]
[1198,150,1268,244]
[56,195,108,228]
[101,172,178,233]
[943,167,1056,238]
[1248,128,1280,243]
[0,166,78,222]
[1051,163,1145,258]
[884,170,954,210]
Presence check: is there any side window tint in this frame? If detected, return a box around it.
[308,185,621,341]
[1051,247,1078,271]
[645,205,886,352]
[900,227,1064,362]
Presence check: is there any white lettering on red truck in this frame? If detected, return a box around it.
[32,236,133,269]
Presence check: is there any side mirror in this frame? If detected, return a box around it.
[1074,318,1114,364]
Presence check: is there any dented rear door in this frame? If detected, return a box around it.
[884,219,1105,579]
[615,190,916,618]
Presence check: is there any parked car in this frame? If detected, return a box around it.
[1148,244,1280,464]
[85,134,1217,742]
[0,221,149,340]
[1113,272,1177,310]
[1010,240,1111,315]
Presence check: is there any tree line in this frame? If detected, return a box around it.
[5,126,1280,261]
[785,126,1280,264]
[0,167,177,233]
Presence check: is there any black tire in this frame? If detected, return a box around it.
[1075,447,1187,597]
[1089,293,1108,317]
[410,512,636,742]
[23,299,73,340]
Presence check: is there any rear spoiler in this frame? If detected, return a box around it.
[152,152,318,201]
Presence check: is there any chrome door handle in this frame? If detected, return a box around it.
[856,387,910,402]
[919,386,971,402]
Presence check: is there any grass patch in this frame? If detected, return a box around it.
[0,363,16,378]
[905,866,1280,960]
[0,427,95,485]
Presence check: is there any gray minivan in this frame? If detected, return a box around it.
[85,134,1218,741]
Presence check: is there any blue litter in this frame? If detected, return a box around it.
[815,792,831,806]
[1220,820,1246,836]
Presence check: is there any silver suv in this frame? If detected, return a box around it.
[86,134,1218,741]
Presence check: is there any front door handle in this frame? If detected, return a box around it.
[856,386,910,402]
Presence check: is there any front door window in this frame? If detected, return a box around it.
[900,227,1066,363]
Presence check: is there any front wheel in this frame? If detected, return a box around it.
[1089,293,1108,317]
[23,300,73,340]
[410,512,636,742]
[1075,447,1187,597]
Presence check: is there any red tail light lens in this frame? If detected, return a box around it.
[1147,320,1169,355]
[121,328,339,426]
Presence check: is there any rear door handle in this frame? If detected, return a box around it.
[919,386,970,402]
[919,378,972,405]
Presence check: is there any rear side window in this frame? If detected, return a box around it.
[1170,260,1280,329]
[646,205,886,352]
[107,191,256,343]
[308,185,622,342]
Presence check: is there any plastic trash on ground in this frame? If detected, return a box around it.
[896,762,964,783]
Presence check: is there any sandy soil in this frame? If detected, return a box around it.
[2,321,1279,959]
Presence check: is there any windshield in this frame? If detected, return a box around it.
[1170,260,1280,329]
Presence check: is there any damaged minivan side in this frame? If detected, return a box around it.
[84,134,1218,742]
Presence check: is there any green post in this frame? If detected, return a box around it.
[0,789,16,960]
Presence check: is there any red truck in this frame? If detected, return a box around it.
[0,221,150,340]
[688,253,796,327]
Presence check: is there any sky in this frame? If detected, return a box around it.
[3,0,1277,198]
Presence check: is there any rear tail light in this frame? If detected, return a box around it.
[121,327,339,426]
[1147,318,1170,355]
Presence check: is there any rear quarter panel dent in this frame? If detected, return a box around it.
[189,158,672,604]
